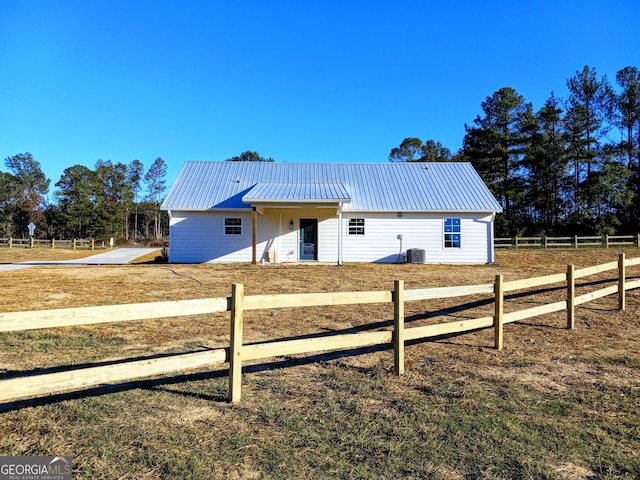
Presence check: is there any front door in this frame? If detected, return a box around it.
[299,219,318,261]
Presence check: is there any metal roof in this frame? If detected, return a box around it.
[242,182,352,203]
[161,161,502,213]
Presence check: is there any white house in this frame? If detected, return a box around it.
[160,161,502,264]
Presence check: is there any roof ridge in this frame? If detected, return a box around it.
[181,160,470,165]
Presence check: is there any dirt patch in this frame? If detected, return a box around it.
[553,462,597,479]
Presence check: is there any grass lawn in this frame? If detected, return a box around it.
[1,249,639,479]
[0,246,99,263]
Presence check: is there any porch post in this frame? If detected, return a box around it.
[277,212,282,264]
[252,207,257,265]
[337,203,343,266]
[489,212,496,263]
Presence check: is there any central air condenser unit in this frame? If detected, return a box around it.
[407,248,426,264]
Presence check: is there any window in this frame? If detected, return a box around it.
[444,218,461,248]
[348,218,365,235]
[224,217,242,235]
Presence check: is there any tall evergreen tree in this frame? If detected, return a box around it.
[127,159,145,241]
[615,66,640,166]
[522,94,570,233]
[564,66,615,229]
[582,145,633,234]
[613,66,640,229]
[226,151,274,162]
[462,87,532,234]
[144,157,168,240]
[0,171,18,236]
[54,165,96,238]
[389,138,451,162]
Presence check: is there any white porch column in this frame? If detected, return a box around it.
[489,212,496,263]
[277,212,282,264]
[338,203,343,266]
[251,207,257,265]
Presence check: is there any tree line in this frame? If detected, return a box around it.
[0,155,168,243]
[0,151,273,242]
[3,64,637,241]
[390,65,640,237]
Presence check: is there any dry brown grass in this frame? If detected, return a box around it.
[0,246,97,263]
[1,248,639,479]
[0,248,638,383]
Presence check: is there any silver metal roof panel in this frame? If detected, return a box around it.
[161,162,502,213]
[242,182,351,203]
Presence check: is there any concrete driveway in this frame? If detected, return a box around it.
[0,248,161,272]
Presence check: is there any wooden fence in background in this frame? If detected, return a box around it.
[1,254,639,404]
[0,237,99,250]
[495,234,640,249]
[4,234,639,251]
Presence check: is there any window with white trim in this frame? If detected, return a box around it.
[348,218,365,235]
[444,218,461,248]
[224,217,242,235]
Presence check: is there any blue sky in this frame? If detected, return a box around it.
[1,0,638,197]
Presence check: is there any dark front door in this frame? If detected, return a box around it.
[299,219,318,261]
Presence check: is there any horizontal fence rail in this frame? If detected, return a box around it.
[243,290,392,310]
[5,234,639,251]
[0,349,228,403]
[0,237,100,250]
[404,283,494,301]
[0,298,230,333]
[502,272,567,292]
[495,234,640,249]
[0,254,638,404]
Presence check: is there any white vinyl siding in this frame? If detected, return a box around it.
[168,209,495,264]
[168,211,253,263]
[168,208,339,263]
[341,212,494,263]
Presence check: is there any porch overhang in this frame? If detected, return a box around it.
[242,182,352,206]
[241,183,350,266]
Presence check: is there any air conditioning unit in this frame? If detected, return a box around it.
[407,248,426,264]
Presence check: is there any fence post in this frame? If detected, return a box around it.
[91,239,95,251]
[573,235,578,249]
[52,239,55,249]
[393,280,405,375]
[73,239,77,251]
[567,264,575,329]
[30,237,34,248]
[494,275,504,350]
[605,234,609,248]
[618,253,626,311]
[8,237,12,248]
[514,236,518,249]
[229,283,244,403]
[543,235,547,249]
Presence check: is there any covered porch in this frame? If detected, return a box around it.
[242,182,351,265]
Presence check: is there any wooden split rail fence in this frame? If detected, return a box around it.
[1,254,639,404]
[0,237,98,250]
[495,234,640,249]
